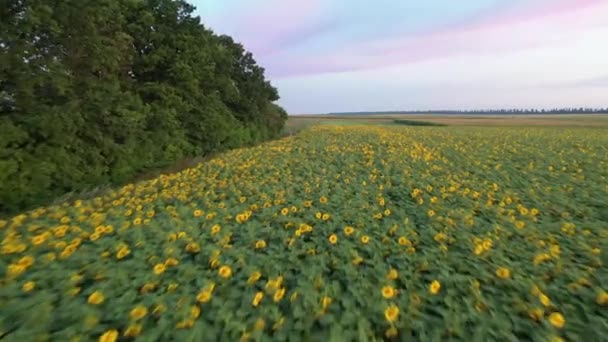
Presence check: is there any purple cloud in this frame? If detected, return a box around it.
[226,0,333,56]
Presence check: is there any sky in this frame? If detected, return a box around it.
[193,0,608,114]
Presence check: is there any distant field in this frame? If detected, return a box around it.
[286,114,608,131]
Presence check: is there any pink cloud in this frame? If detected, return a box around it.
[230,0,334,56]
[458,0,603,31]
[268,1,608,78]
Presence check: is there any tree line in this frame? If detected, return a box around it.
[0,0,287,215]
[331,108,608,115]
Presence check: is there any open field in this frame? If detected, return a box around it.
[285,114,608,132]
[1,125,607,340]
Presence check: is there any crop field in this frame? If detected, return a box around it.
[1,125,607,341]
[285,114,608,132]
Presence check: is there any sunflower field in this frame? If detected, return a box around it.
[1,125,607,341]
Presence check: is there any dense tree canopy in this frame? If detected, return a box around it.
[0,0,287,214]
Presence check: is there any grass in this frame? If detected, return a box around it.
[1,124,607,341]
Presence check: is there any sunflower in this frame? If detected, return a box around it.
[398,236,411,246]
[381,286,396,299]
[123,323,142,337]
[116,247,130,260]
[88,291,105,305]
[211,224,221,235]
[191,305,201,318]
[548,312,565,329]
[153,263,166,275]
[22,281,35,292]
[252,291,264,306]
[165,257,179,266]
[32,234,46,246]
[528,308,544,321]
[384,305,399,322]
[321,296,332,309]
[539,293,551,307]
[255,240,267,249]
[597,290,608,305]
[274,288,286,302]
[99,330,118,342]
[385,327,398,338]
[130,305,148,320]
[218,265,232,278]
[248,271,262,284]
[254,318,266,331]
[186,242,200,253]
[429,280,441,295]
[495,267,511,279]
[197,290,212,303]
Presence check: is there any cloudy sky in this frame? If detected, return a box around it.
[193,0,608,114]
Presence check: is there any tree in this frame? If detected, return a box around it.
[0,0,287,215]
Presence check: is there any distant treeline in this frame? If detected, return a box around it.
[0,0,287,214]
[331,108,608,115]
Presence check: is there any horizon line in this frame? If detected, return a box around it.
[289,108,608,115]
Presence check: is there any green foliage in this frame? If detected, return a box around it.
[393,119,447,127]
[0,0,286,215]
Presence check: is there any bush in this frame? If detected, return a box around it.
[393,119,446,127]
